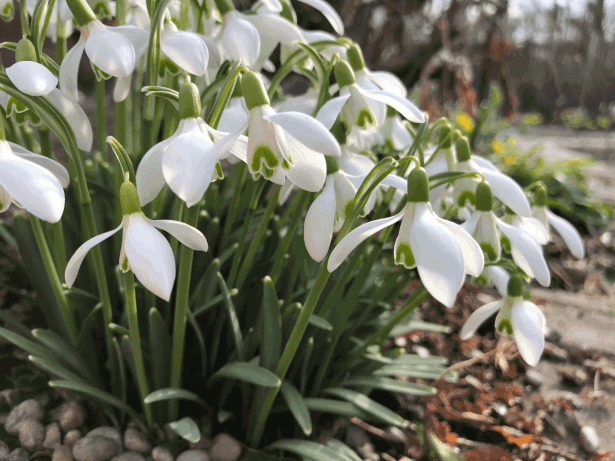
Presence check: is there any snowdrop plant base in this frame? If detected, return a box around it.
[0,0,590,455]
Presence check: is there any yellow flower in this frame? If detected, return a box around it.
[492,140,504,153]
[505,155,514,165]
[456,113,474,132]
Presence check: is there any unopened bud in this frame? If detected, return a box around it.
[178,82,202,120]
[120,181,142,215]
[455,137,471,163]
[407,167,429,203]
[475,182,493,212]
[334,61,357,88]
[241,72,270,110]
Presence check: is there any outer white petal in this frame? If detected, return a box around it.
[461,211,480,234]
[0,142,64,223]
[114,25,150,58]
[511,299,545,366]
[390,117,413,150]
[459,300,503,340]
[547,210,585,259]
[315,94,350,130]
[496,218,550,287]
[162,31,209,76]
[304,176,336,261]
[248,14,304,46]
[198,34,222,68]
[356,72,386,126]
[518,217,548,245]
[328,210,404,272]
[8,142,70,187]
[136,135,174,206]
[436,215,484,277]
[218,98,249,133]
[474,212,501,262]
[149,219,208,251]
[6,62,57,96]
[295,0,344,34]
[124,216,176,301]
[377,174,407,193]
[278,180,295,204]
[47,88,93,152]
[471,155,499,172]
[205,122,249,163]
[222,12,260,66]
[85,22,136,77]
[264,111,341,157]
[282,133,327,192]
[113,75,132,102]
[276,89,319,114]
[59,37,85,101]
[410,203,464,307]
[65,223,122,287]
[366,70,406,98]
[0,186,12,213]
[260,0,282,12]
[473,163,531,217]
[485,266,510,298]
[359,88,424,123]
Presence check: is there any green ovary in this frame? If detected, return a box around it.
[395,241,415,268]
[497,318,513,335]
[457,189,475,207]
[251,144,279,176]
[480,242,498,262]
[357,109,375,129]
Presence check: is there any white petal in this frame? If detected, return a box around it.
[47,88,93,152]
[304,176,336,261]
[485,266,510,298]
[65,223,122,287]
[315,94,350,130]
[206,123,249,163]
[6,62,58,96]
[282,133,327,192]
[295,0,344,34]
[436,215,484,277]
[114,25,150,59]
[410,203,464,307]
[0,186,12,213]
[262,59,276,72]
[136,135,174,206]
[359,88,424,123]
[85,22,136,78]
[124,216,176,301]
[473,163,531,217]
[356,72,385,125]
[260,0,282,12]
[217,98,249,133]
[365,70,406,97]
[0,142,64,223]
[278,180,295,204]
[8,142,70,187]
[198,34,222,68]
[162,31,209,76]
[328,210,404,272]
[264,111,341,157]
[378,174,407,194]
[222,13,260,66]
[461,211,480,234]
[474,212,501,262]
[113,75,132,102]
[517,217,549,245]
[459,300,503,340]
[149,219,208,251]
[470,155,499,172]
[547,210,585,259]
[496,218,551,287]
[390,117,413,150]
[248,14,304,46]
[59,37,85,101]
[511,299,545,366]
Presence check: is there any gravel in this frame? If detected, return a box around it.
[73,436,121,461]
[152,447,174,461]
[6,449,28,461]
[65,430,82,446]
[110,453,147,461]
[4,399,44,435]
[176,449,209,461]
[53,446,75,461]
[124,428,151,453]
[58,402,85,431]
[43,422,62,449]
[18,419,46,450]
[0,441,9,461]
[86,427,122,450]
[209,434,241,461]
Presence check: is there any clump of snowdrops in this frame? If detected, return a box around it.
[0,0,587,455]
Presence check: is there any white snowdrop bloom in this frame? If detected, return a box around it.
[460,274,546,366]
[159,24,210,76]
[24,0,73,42]
[483,265,510,298]
[461,183,502,263]
[6,39,58,97]
[453,137,531,217]
[531,185,585,259]
[0,139,69,223]
[382,112,413,151]
[46,88,94,152]
[328,167,484,307]
[218,97,249,134]
[136,83,246,208]
[275,87,318,115]
[65,181,208,301]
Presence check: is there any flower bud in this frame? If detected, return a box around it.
[120,181,142,215]
[438,124,452,149]
[506,274,524,297]
[178,82,202,120]
[334,61,357,88]
[407,167,429,203]
[347,44,365,72]
[475,182,493,212]
[15,38,37,62]
[534,184,547,207]
[455,137,471,163]
[215,0,235,16]
[241,72,270,110]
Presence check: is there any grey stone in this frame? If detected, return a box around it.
[0,441,9,461]
[73,437,121,461]
[413,345,430,358]
[65,430,82,447]
[525,370,545,387]
[86,428,122,450]
[209,434,241,461]
[5,399,44,435]
[7,449,28,461]
[124,429,150,453]
[43,423,62,449]
[579,426,600,453]
[492,402,508,417]
[19,419,46,450]
[34,394,50,408]
[175,450,209,461]
[59,402,84,432]
[345,426,369,449]
[53,446,74,461]
[151,447,173,461]
[111,453,146,461]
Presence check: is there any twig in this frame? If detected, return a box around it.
[435,339,513,382]
[349,417,410,447]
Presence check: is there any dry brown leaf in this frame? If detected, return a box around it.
[588,452,611,461]
[491,426,540,447]
[463,446,513,461]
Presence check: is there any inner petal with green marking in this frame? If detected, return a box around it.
[395,241,416,269]
[251,144,279,176]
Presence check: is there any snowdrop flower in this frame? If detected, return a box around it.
[227,72,339,192]
[24,0,73,41]
[483,265,510,298]
[136,83,245,207]
[382,109,413,151]
[6,38,58,96]
[460,274,546,366]
[159,22,210,76]
[47,88,94,152]
[328,167,484,307]
[0,136,69,223]
[453,137,531,217]
[531,185,585,259]
[65,180,208,301]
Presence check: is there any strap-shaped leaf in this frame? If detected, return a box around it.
[303,398,383,423]
[142,86,179,110]
[390,320,451,337]
[210,362,280,387]
[28,355,89,385]
[32,329,92,379]
[169,417,201,443]
[261,276,282,371]
[148,308,171,391]
[342,376,435,395]
[323,387,408,427]
[324,440,362,461]
[374,365,457,382]
[268,440,339,461]
[217,272,244,361]
[0,327,60,367]
[280,381,312,436]
[144,388,207,407]
[308,315,332,331]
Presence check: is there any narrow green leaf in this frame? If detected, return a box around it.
[217,410,233,423]
[343,376,435,395]
[0,327,61,367]
[29,355,89,385]
[374,365,457,382]
[308,315,332,331]
[148,307,171,391]
[77,303,102,350]
[280,381,312,436]
[323,388,408,427]
[111,337,127,405]
[211,362,280,387]
[268,440,339,461]
[324,440,362,461]
[109,323,130,336]
[261,276,281,371]
[428,432,463,461]
[144,388,207,407]
[169,417,201,443]
[186,309,207,376]
[217,272,244,361]
[390,321,451,337]
[303,398,383,423]
[142,87,179,109]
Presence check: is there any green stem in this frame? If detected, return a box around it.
[220,163,247,249]
[56,18,68,63]
[96,78,107,154]
[123,271,153,427]
[29,215,77,345]
[20,0,30,34]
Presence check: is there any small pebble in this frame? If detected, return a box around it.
[545,345,569,362]
[579,426,600,453]
[43,422,62,449]
[176,450,209,461]
[7,449,28,461]
[151,447,173,461]
[345,427,369,448]
[73,436,121,461]
[124,428,151,453]
[65,430,82,446]
[53,446,74,461]
[209,434,241,461]
[393,336,407,347]
[19,419,46,450]
[492,402,508,417]
[0,441,9,461]
[5,399,44,434]
[525,370,545,387]
[111,453,146,461]
[413,345,430,358]
[59,402,85,431]
[0,414,7,425]
[86,427,122,449]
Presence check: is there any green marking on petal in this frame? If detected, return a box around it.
[497,318,513,335]
[357,108,375,129]
[251,144,279,174]
[500,235,511,253]
[395,241,415,268]
[282,158,292,170]
[91,64,112,81]
[212,162,224,182]
[121,255,129,272]
[480,242,498,262]
[7,97,27,114]
[93,1,112,18]
[457,189,475,207]
[1,2,14,21]
[159,56,181,77]
[262,166,276,179]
